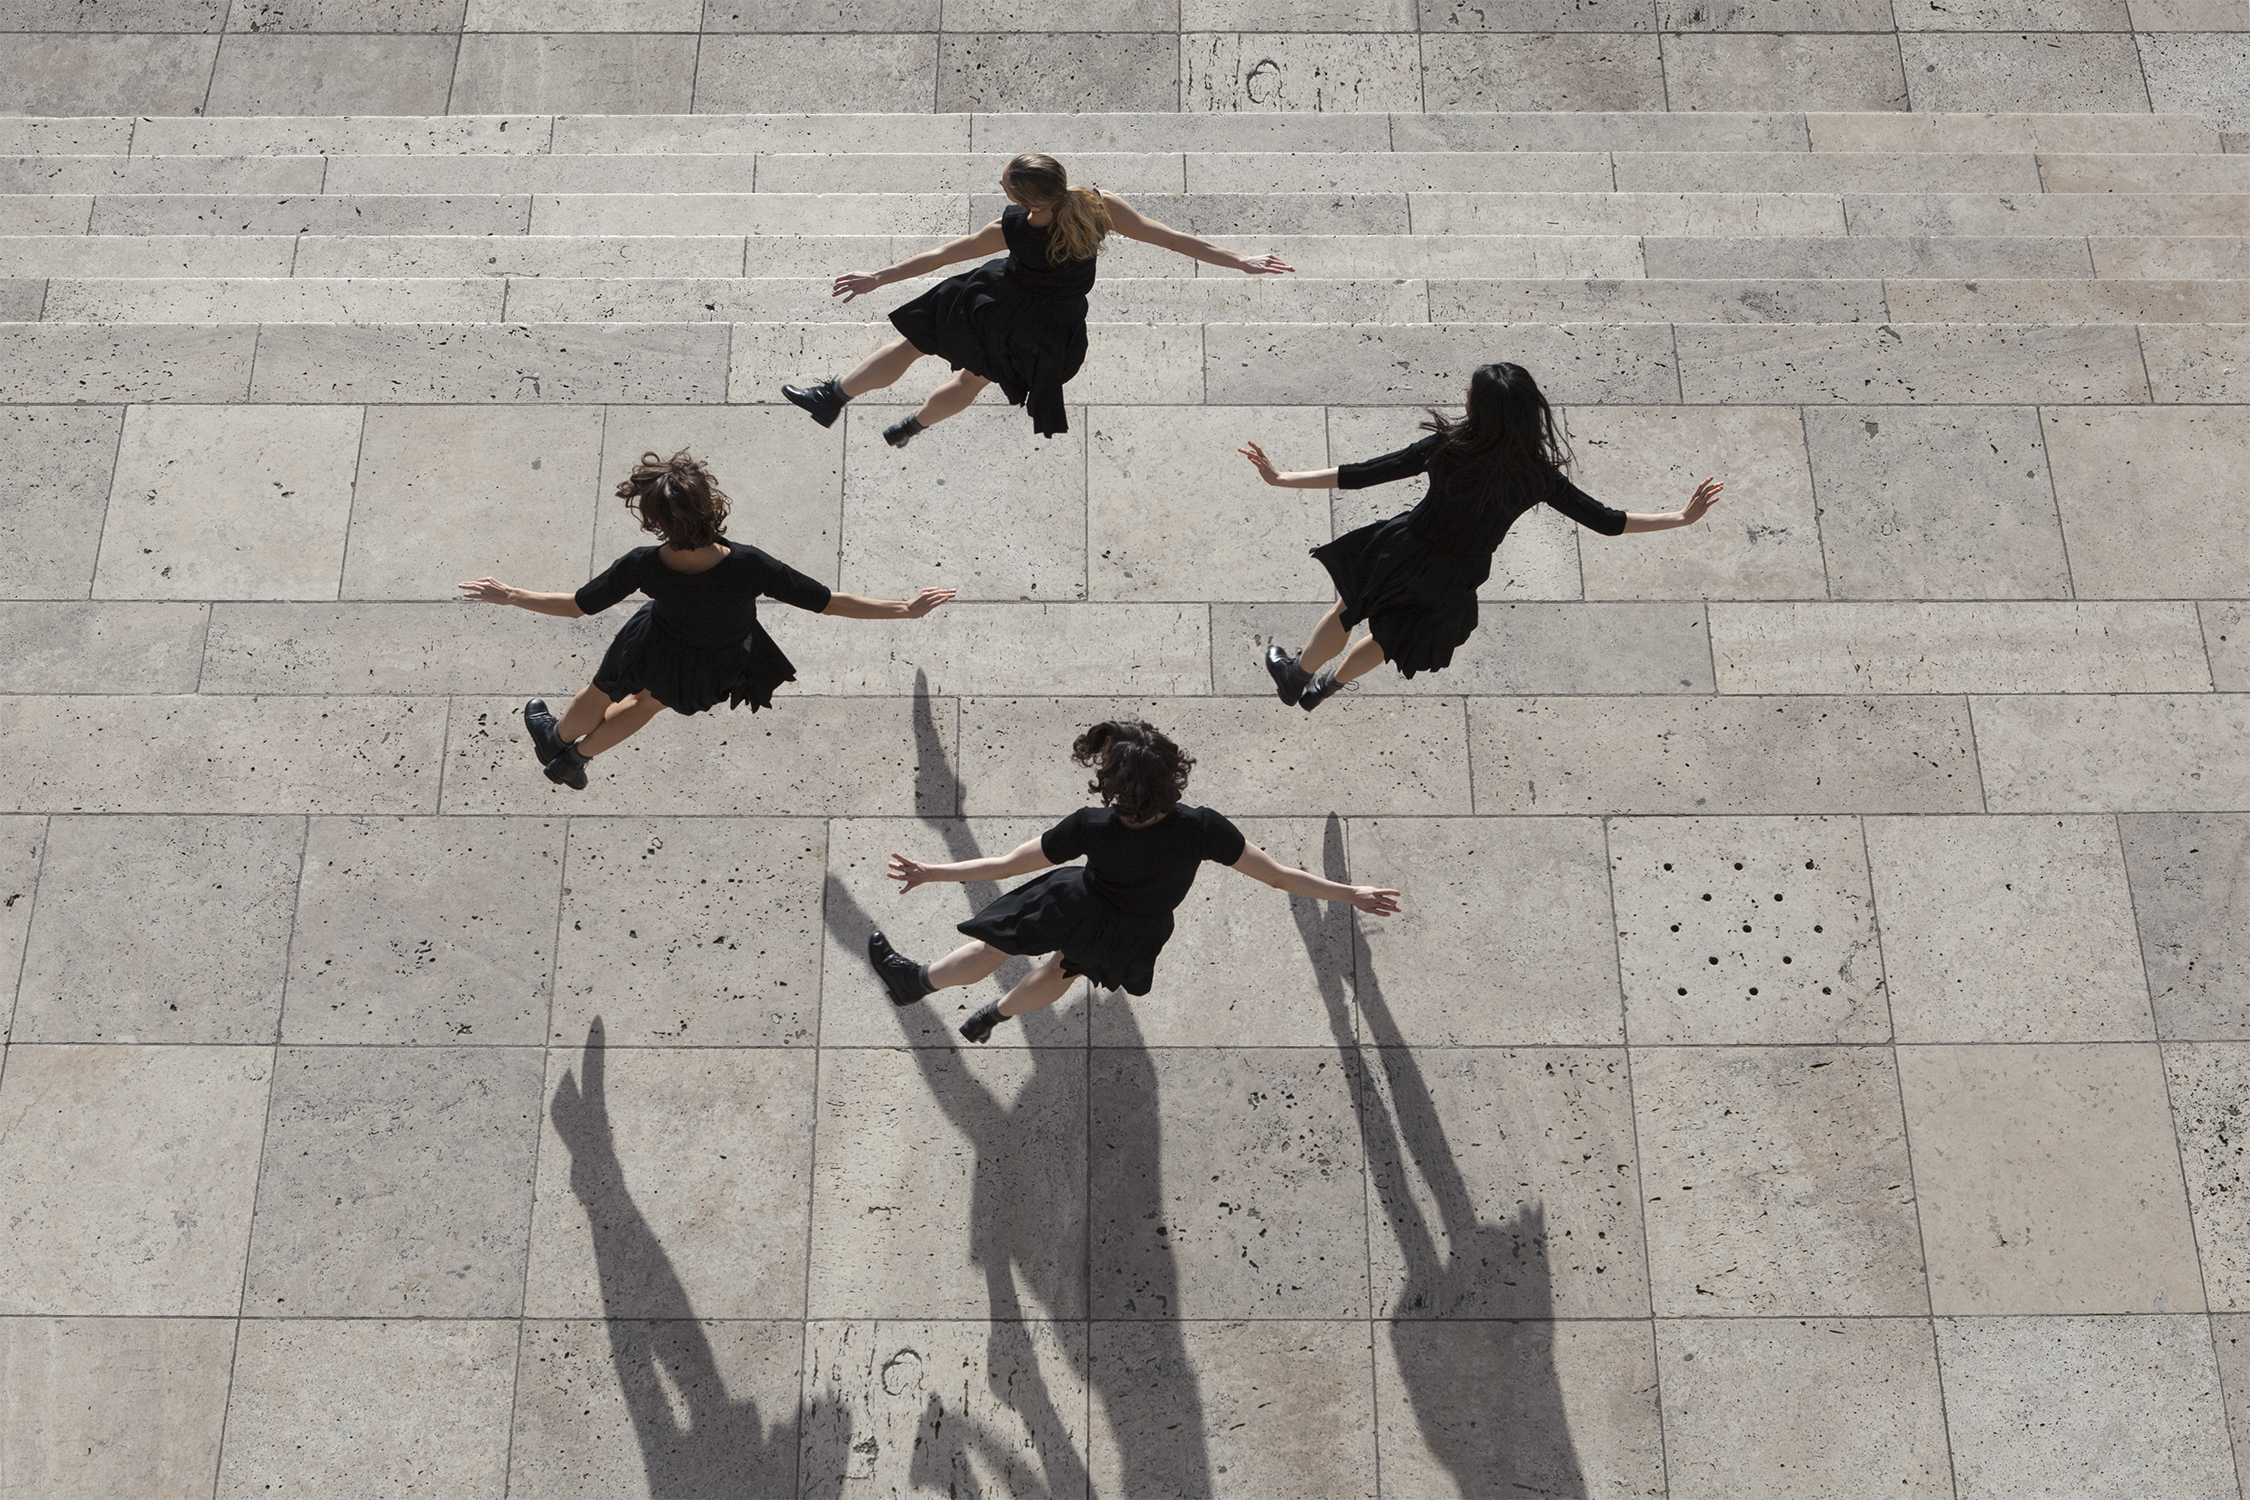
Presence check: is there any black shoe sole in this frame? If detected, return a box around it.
[543,753,588,790]
[783,384,844,428]
[866,931,930,1007]
[1265,648,1307,706]
[883,420,920,449]
[960,1013,998,1044]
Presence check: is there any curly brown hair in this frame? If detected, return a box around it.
[1072,720,1194,824]
[617,450,729,550]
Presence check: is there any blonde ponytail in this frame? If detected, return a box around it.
[1005,152,1111,264]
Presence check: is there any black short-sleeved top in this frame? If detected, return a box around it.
[1039,804,1248,919]
[1339,434,1627,557]
[1002,204,1099,298]
[574,541,832,650]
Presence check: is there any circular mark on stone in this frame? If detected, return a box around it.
[1742,923,1752,933]
[1663,862,1673,871]
[1783,956,1792,964]
[1708,956,1719,964]
[1244,57,1283,103]
[1702,893,1712,902]
[1814,924,1823,933]
[1733,862,1744,870]
[1749,987,1758,995]
[880,1349,924,1396]
[1773,893,1784,901]
[1677,987,1688,995]
[1670,923,1680,932]
[1823,986,1833,995]
[1805,860,1815,869]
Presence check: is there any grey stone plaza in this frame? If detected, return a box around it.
[2,6,2249,1498]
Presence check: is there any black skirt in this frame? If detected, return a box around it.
[592,603,798,716]
[957,867,1171,997]
[890,259,1088,439]
[1311,515,1484,679]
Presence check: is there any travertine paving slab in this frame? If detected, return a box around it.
[132,114,552,155]
[1394,110,1805,151]
[2142,323,2250,402]
[1867,815,2154,1042]
[1713,602,2216,694]
[1807,110,2214,153]
[1088,1321,1377,1500]
[1610,815,1887,1045]
[1678,324,2150,405]
[2205,603,2248,692]
[324,152,756,194]
[1666,34,1909,113]
[1373,1319,1667,1500]
[199,602,611,695]
[1435,276,1883,325]
[801,602,1210,697]
[734,322,1203,408]
[1643,233,2095,278]
[0,602,206,694]
[0,406,123,600]
[2041,151,2250,192]
[1847,190,2250,236]
[0,37,218,118]
[206,35,460,116]
[1903,32,2151,114]
[44,277,508,326]
[1089,1045,1368,1319]
[1421,33,1667,112]
[216,1320,517,1499]
[1885,277,2250,324]
[552,817,826,1048]
[1898,1042,2204,1314]
[282,815,563,1044]
[1973,693,2250,812]
[1468,695,1980,815]
[0,815,42,1028]
[14,814,300,1044]
[938,34,1181,114]
[447,34,696,115]
[695,35,941,113]
[1184,149,1607,193]
[0,197,92,234]
[1613,149,2036,192]
[990,109,1389,151]
[1206,323,1680,406]
[2218,1314,2250,1497]
[243,1046,543,1318]
[808,1044,1086,1319]
[0,1317,236,1500]
[2121,812,2250,1040]
[533,190,964,237]
[0,155,323,194]
[2141,32,2250,134]
[528,1040,815,1319]
[1936,1315,2240,1500]
[0,119,134,153]
[1414,189,1842,236]
[2164,1041,2250,1310]
[1183,32,1424,115]
[2090,232,2250,276]
[84,192,529,237]
[1633,1046,1927,1317]
[2044,406,2250,598]
[295,233,746,279]
[591,403,844,587]
[1348,816,1626,1046]
[0,325,256,406]
[251,323,733,405]
[0,1045,268,1316]
[1656,1318,1954,1500]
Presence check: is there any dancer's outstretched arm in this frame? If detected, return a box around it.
[1231,844,1401,915]
[458,578,585,617]
[1237,440,1337,489]
[822,587,956,619]
[1102,192,1295,275]
[888,839,1055,891]
[1618,477,1724,533]
[831,223,1009,302]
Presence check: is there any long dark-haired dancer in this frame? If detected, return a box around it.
[460,449,952,790]
[782,152,1295,446]
[866,720,1400,1043]
[1243,362,1724,711]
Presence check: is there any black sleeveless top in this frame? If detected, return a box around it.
[1001,204,1097,298]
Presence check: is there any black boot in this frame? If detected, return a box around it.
[783,377,848,428]
[523,698,566,764]
[959,1001,1007,1044]
[867,930,934,1007]
[1264,646,1312,706]
[543,741,589,791]
[883,415,925,449]
[1298,667,1345,713]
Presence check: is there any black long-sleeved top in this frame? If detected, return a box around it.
[1338,434,1627,557]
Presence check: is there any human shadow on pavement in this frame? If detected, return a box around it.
[548,1017,807,1498]
[1294,815,1589,1500]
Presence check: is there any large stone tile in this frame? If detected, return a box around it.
[753,151,1176,196]
[0,1318,235,1500]
[1681,324,2150,405]
[0,326,256,405]
[216,1321,517,1498]
[591,404,844,587]
[1972,694,2250,813]
[548,112,967,153]
[44,277,506,325]
[1656,1318,1953,1500]
[1375,1319,1667,1500]
[0,155,318,195]
[205,34,456,114]
[508,1318,802,1500]
[2141,33,2250,132]
[808,1045,1086,1319]
[1205,324,1682,406]
[1802,406,2068,600]
[0,815,40,1034]
[1610,815,1886,1046]
[1468,696,1981,815]
[0,198,90,233]
[2165,1041,2250,1311]
[840,405,1083,603]
[294,234,743,280]
[1657,0,1892,25]
[86,193,530,236]
[250,324,732,405]
[2121,813,2250,1040]
[1881,277,2250,325]
[2144,324,2250,403]
[134,114,551,154]
[2131,0,2250,26]
[948,0,1171,23]
[1090,1045,1367,1319]
[552,818,824,1048]
[2207,602,2250,692]
[0,0,224,27]
[969,189,1406,237]
[1434,274,1882,324]
[0,119,133,150]
[1936,1315,2239,1499]
[1663,33,1909,112]
[989,110,1391,152]
[441,693,943,816]
[0,236,298,278]
[937,33,1179,111]
[2044,407,2250,598]
[2219,1314,2250,1495]
[1618,149,2035,192]
[1087,404,1326,602]
[1192,0,1410,21]
[1418,190,1841,236]
[2039,152,2250,193]
[1712,602,2216,694]
[1809,109,2217,152]
[1849,191,2250,237]
[1349,816,1625,1046]
[1896,0,2128,22]
[15,815,300,1045]
[199,602,610,695]
[1422,33,1667,110]
[1898,1042,2203,1313]
[1089,1321,1375,1500]
[282,815,563,1045]
[1567,406,1825,601]
[0,1045,267,1315]
[701,0,937,25]
[450,34,697,115]
[1634,1046,1926,1316]
[0,36,217,116]
[1181,32,1424,113]
[800,602,1210,696]
[466,0,698,25]
[692,35,940,113]
[2092,234,2250,277]
[0,407,124,600]
[227,0,466,25]
[343,406,604,602]
[739,321,1203,408]
[1868,815,2153,1043]
[1644,232,2094,278]
[244,1046,542,1318]
[1421,0,1657,29]
[1901,33,2152,113]
[0,695,443,815]
[958,696,1473,816]
[527,1038,814,1320]
[92,404,362,602]
[802,1318,1089,1500]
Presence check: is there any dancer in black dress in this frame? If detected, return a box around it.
[781,152,1295,445]
[1243,362,1724,710]
[865,720,1401,1042]
[459,450,952,790]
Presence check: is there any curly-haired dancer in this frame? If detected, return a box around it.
[865,720,1400,1043]
[460,450,952,790]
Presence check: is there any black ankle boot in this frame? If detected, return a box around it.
[1298,667,1344,713]
[523,698,566,764]
[543,741,589,790]
[959,1002,1006,1044]
[867,930,934,1007]
[783,377,848,428]
[884,415,925,449]
[1265,646,1312,706]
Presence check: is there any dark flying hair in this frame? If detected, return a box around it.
[617,449,729,550]
[1071,719,1194,825]
[1419,362,1572,500]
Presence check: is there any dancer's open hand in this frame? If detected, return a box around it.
[1236,252,1295,276]
[1681,477,1724,525]
[887,853,935,894]
[903,587,956,618]
[458,578,513,604]
[1239,441,1285,486]
[832,271,884,302]
[1350,886,1403,917]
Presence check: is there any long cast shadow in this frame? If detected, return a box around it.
[1294,815,1588,1500]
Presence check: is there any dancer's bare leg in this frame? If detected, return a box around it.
[1331,634,1388,685]
[840,337,923,398]
[995,954,1076,1018]
[1298,599,1351,673]
[556,682,612,742]
[926,940,1009,990]
[577,691,667,756]
[913,370,990,427]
